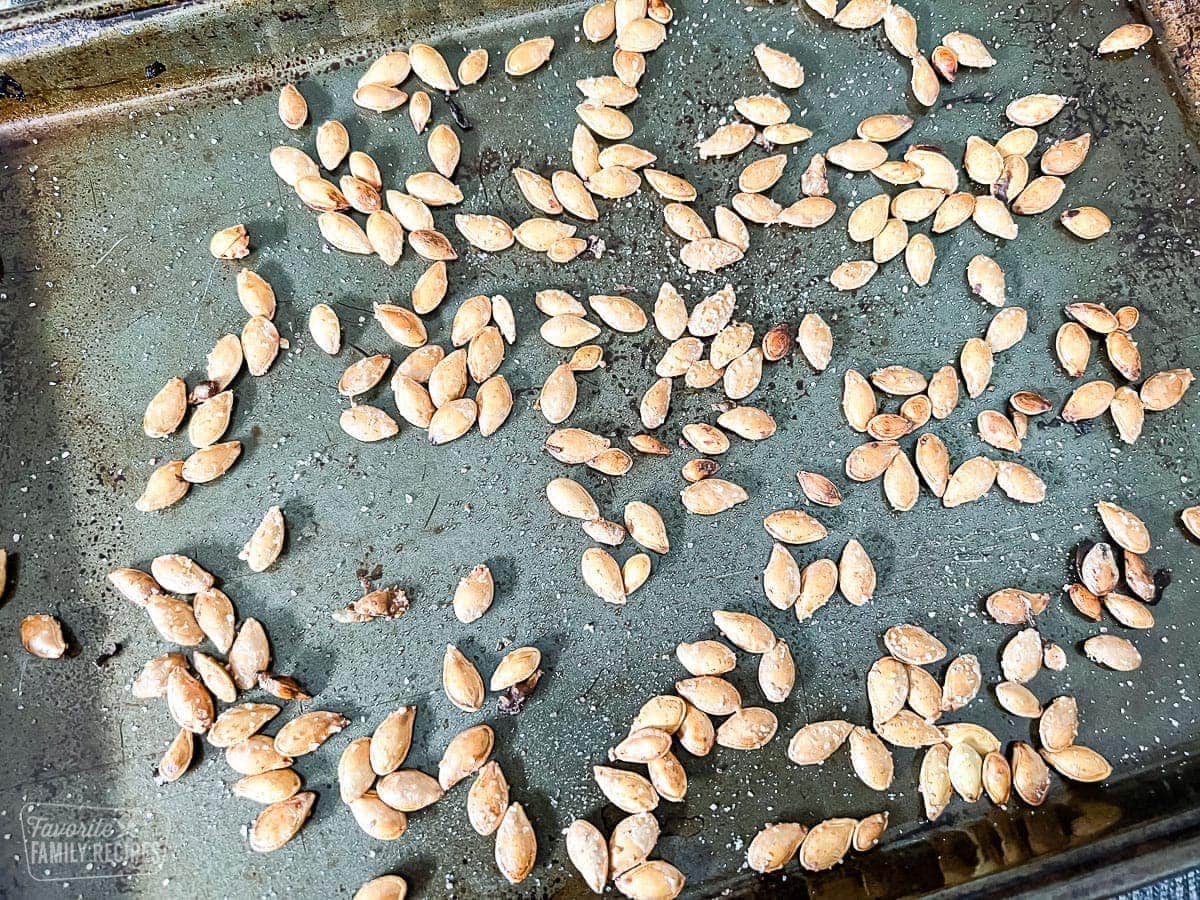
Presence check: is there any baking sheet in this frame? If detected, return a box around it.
[1,0,1200,896]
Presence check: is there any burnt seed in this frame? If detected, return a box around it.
[188,380,219,405]
[443,91,474,130]
[0,74,25,101]
[1151,568,1172,604]
[145,61,167,79]
[498,670,542,715]
[94,642,122,667]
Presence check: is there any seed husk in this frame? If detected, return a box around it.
[150,554,213,595]
[274,710,349,758]
[250,792,315,853]
[374,769,444,815]
[680,238,743,273]
[428,398,477,444]
[1084,633,1142,670]
[849,194,890,243]
[614,860,685,900]
[365,706,416,778]
[341,406,400,442]
[853,812,889,852]
[995,680,1042,717]
[453,564,495,624]
[624,501,669,554]
[208,702,279,748]
[827,139,888,172]
[144,594,204,645]
[191,650,235,703]
[787,720,853,765]
[910,54,939,105]
[764,508,827,545]
[866,413,913,443]
[566,819,609,894]
[987,588,1048,625]
[108,567,159,608]
[1095,500,1151,553]
[842,370,877,431]
[493,801,538,885]
[353,876,409,900]
[1141,368,1194,410]
[319,212,374,254]
[270,146,319,185]
[879,3,918,55]
[438,724,494,792]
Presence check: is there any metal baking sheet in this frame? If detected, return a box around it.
[1,0,1199,896]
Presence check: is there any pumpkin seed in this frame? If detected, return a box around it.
[758,638,795,703]
[1000,627,1043,684]
[681,478,747,514]
[1141,368,1193,410]
[713,609,775,653]
[615,861,685,899]
[830,260,877,291]
[1099,23,1153,54]
[849,726,893,790]
[787,720,853,765]
[443,644,485,712]
[748,822,807,873]
[233,767,300,804]
[567,819,609,892]
[948,742,983,802]
[885,624,947,665]
[868,656,909,724]
[594,765,659,813]
[1040,696,1079,751]
[796,558,838,622]
[610,812,659,877]
[913,435,950,500]
[717,707,779,750]
[250,792,315,852]
[839,540,875,605]
[919,743,953,820]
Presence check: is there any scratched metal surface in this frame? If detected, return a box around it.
[1,0,1199,897]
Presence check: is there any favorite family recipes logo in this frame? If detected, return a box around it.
[20,803,167,881]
